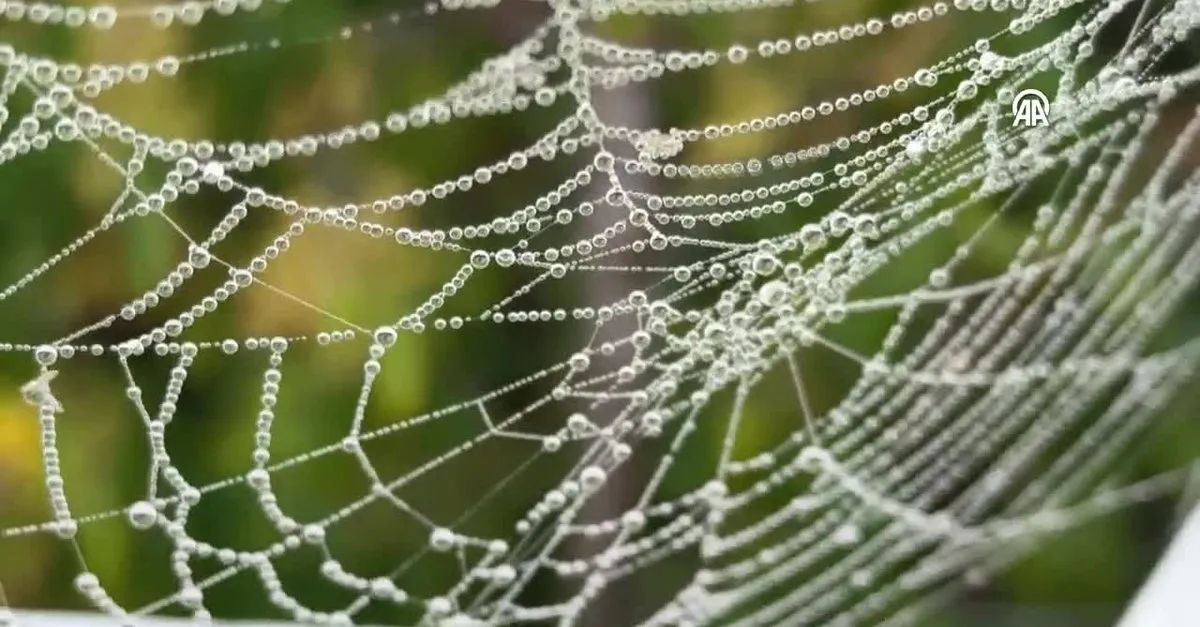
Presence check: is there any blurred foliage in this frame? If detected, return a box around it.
[0,0,1198,626]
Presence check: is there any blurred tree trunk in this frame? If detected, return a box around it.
[571,79,657,627]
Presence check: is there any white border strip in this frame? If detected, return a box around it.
[1116,500,1200,627]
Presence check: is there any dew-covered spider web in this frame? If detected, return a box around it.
[1,0,1200,625]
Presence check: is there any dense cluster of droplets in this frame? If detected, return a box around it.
[2,0,1200,625]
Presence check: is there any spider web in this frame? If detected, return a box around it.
[1,0,1200,625]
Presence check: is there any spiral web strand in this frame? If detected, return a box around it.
[1,0,1200,625]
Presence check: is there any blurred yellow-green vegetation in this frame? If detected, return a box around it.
[0,0,1198,626]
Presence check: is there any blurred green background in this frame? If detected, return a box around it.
[0,0,1198,626]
